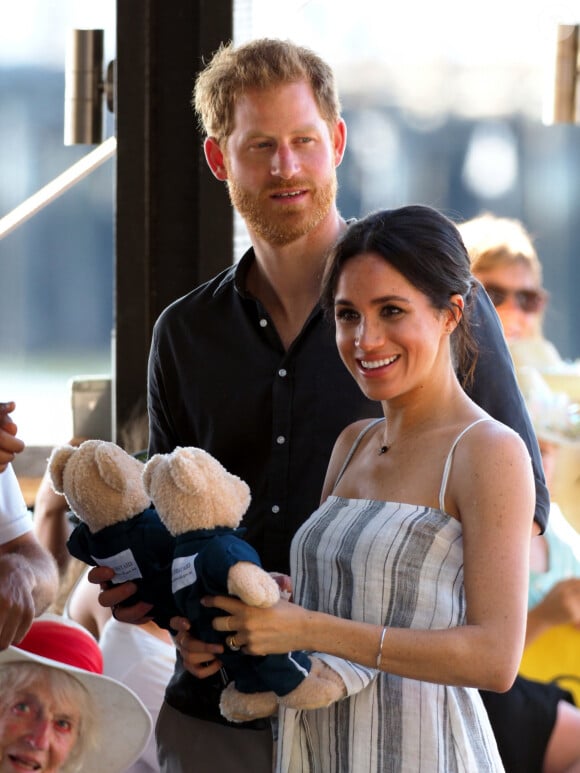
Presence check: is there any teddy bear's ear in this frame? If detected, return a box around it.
[47,445,77,494]
[169,448,200,493]
[94,442,144,493]
[142,453,163,497]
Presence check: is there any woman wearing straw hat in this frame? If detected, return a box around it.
[0,613,152,773]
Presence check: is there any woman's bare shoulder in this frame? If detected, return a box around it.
[321,418,383,502]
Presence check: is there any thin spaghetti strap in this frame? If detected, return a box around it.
[332,418,385,492]
[438,417,494,512]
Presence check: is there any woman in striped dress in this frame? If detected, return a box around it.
[207,205,536,772]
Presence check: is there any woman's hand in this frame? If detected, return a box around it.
[202,595,309,656]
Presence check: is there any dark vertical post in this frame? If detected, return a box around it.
[114,0,233,439]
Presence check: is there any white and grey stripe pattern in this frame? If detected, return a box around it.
[275,421,504,772]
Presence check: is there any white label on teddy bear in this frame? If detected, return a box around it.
[172,554,199,593]
[92,550,143,583]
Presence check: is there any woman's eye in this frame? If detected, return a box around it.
[382,304,403,317]
[55,719,74,734]
[12,701,31,715]
[335,308,359,322]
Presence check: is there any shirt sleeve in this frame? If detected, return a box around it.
[147,318,181,456]
[464,283,550,533]
[0,465,33,543]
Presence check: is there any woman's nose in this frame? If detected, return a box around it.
[355,320,384,349]
[24,719,51,750]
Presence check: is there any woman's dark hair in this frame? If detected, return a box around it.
[321,205,479,387]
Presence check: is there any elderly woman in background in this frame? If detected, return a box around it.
[0,614,151,773]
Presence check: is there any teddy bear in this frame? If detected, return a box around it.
[48,439,178,630]
[142,445,347,723]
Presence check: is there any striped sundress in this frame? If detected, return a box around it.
[275,418,504,772]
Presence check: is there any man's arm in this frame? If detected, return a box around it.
[465,283,549,534]
[0,531,58,649]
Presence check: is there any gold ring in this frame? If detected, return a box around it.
[226,634,241,651]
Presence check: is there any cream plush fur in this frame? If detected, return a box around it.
[49,440,151,531]
[48,439,177,629]
[143,446,347,722]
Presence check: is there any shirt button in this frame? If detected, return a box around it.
[271,505,280,514]
[278,368,287,377]
[276,435,286,445]
[259,318,268,327]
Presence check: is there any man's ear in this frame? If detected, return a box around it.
[332,118,347,168]
[204,137,227,181]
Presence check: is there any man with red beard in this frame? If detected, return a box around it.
[91,39,548,772]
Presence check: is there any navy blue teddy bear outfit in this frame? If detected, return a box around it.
[67,507,178,630]
[172,526,311,696]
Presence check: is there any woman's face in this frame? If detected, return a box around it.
[333,252,457,403]
[0,680,81,772]
[474,262,545,341]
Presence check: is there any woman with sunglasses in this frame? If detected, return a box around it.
[459,212,562,368]
[460,212,580,773]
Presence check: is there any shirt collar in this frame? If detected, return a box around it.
[212,247,255,299]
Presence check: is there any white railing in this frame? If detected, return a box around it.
[0,135,116,241]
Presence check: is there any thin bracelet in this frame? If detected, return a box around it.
[376,625,388,668]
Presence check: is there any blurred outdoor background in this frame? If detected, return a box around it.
[0,0,579,445]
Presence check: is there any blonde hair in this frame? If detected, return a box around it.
[0,663,98,773]
[459,212,543,285]
[193,38,341,144]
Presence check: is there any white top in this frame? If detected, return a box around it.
[99,617,176,773]
[276,418,503,772]
[0,464,32,544]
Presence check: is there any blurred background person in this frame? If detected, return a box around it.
[459,213,554,352]
[460,212,580,531]
[0,401,58,648]
[0,613,152,772]
[514,363,580,709]
[460,214,580,772]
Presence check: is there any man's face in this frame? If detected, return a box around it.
[221,81,345,246]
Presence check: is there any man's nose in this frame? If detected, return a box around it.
[271,145,299,179]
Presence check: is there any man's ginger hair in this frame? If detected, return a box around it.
[193,38,341,145]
